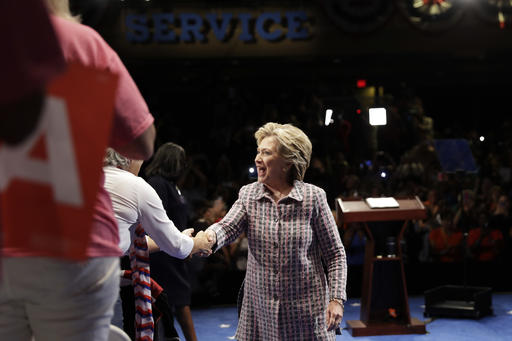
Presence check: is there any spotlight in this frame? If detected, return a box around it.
[479,136,485,142]
[248,166,257,179]
[325,109,333,126]
[369,108,387,126]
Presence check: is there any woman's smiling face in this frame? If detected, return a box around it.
[254,136,289,187]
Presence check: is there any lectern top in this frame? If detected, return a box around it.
[336,196,426,224]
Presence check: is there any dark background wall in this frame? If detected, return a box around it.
[72,0,512,141]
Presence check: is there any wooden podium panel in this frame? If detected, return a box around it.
[336,197,427,337]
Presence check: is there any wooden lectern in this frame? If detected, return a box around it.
[336,197,427,337]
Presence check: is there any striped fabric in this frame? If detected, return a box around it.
[210,181,347,341]
[129,225,154,341]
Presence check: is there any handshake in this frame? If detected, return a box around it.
[182,228,217,257]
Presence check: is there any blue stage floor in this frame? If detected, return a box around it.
[179,293,512,340]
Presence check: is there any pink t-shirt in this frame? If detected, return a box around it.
[3,16,154,258]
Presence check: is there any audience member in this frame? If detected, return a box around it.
[429,209,464,262]
[103,148,212,340]
[0,1,155,340]
[468,212,504,261]
[489,194,512,261]
[454,189,478,233]
[145,142,198,341]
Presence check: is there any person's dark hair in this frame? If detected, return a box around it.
[144,142,186,181]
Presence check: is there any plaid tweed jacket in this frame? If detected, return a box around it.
[210,180,347,340]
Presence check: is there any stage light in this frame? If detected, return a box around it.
[369,107,387,126]
[380,171,387,178]
[356,109,361,115]
[248,166,257,179]
[325,109,333,126]
[357,79,367,88]
[479,136,485,142]
[499,12,505,29]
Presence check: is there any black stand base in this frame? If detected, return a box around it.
[424,285,493,319]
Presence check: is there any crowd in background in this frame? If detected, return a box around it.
[140,84,512,304]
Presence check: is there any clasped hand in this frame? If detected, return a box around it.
[182,228,216,257]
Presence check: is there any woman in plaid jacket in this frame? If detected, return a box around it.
[206,122,347,340]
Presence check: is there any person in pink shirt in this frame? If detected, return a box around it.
[0,1,156,340]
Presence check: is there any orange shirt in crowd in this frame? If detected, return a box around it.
[429,227,464,262]
[467,228,504,261]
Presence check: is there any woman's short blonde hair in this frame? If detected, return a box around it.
[255,122,312,182]
[104,148,131,170]
[45,0,80,22]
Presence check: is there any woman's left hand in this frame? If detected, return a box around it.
[326,300,344,331]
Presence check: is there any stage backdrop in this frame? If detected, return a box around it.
[96,1,512,60]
